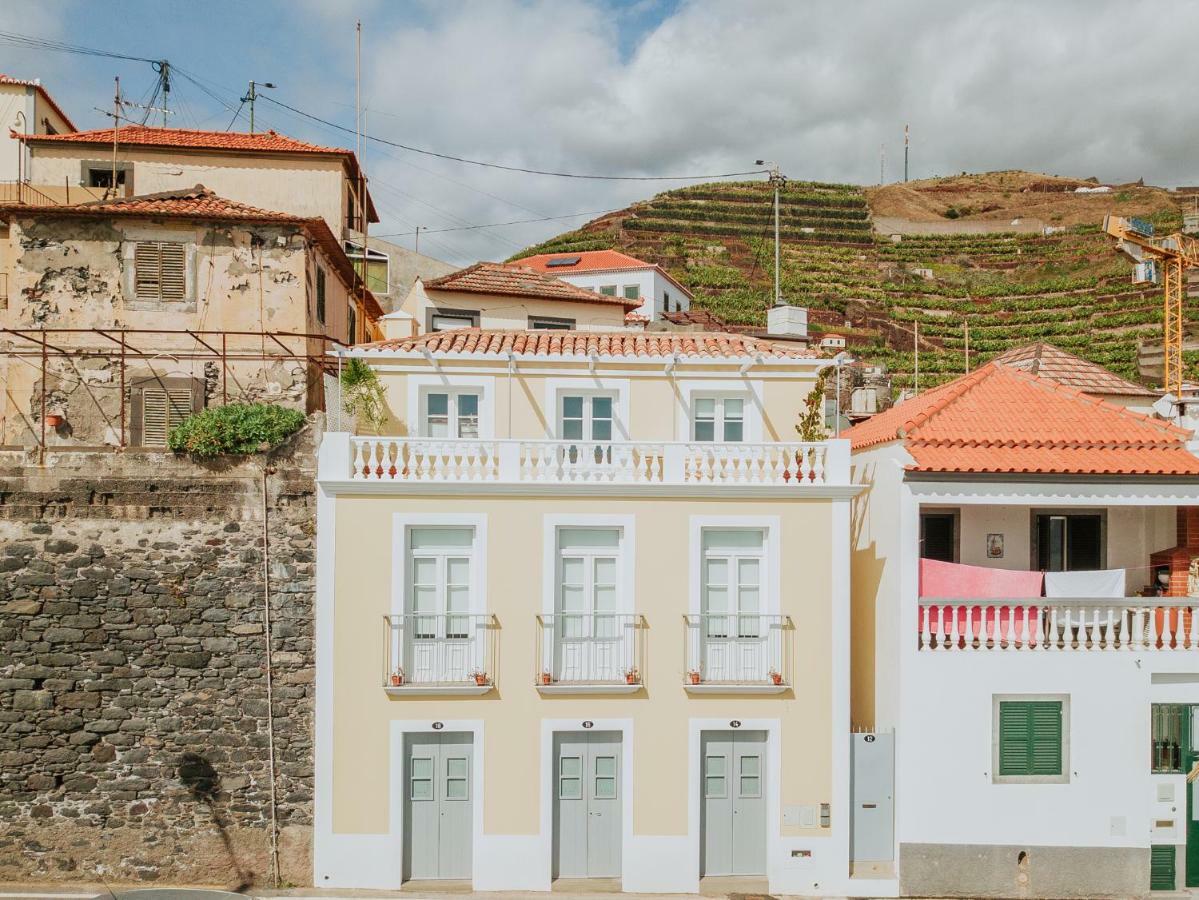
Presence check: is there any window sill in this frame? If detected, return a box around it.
[384,684,493,697]
[537,683,642,695]
[684,683,789,695]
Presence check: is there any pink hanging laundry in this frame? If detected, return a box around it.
[919,558,1045,646]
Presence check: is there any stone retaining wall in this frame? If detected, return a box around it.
[0,433,316,886]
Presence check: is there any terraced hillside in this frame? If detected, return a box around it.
[510,172,1187,390]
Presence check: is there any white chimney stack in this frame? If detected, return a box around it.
[767,305,808,339]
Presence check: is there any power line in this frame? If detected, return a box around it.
[258,95,768,182]
[374,209,614,239]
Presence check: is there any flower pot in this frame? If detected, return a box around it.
[389,673,404,686]
[769,672,783,685]
[44,414,64,428]
[541,672,553,685]
[474,673,488,686]
[625,672,638,685]
[688,671,701,685]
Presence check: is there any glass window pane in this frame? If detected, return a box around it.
[411,528,474,550]
[706,756,726,776]
[594,585,617,613]
[599,285,617,296]
[411,777,433,801]
[427,393,449,415]
[562,420,583,440]
[457,394,479,416]
[694,420,715,442]
[703,529,765,551]
[563,396,584,418]
[446,757,468,779]
[740,755,759,776]
[739,775,760,797]
[427,416,449,437]
[739,558,760,587]
[561,756,581,777]
[412,557,438,585]
[594,556,617,585]
[724,398,744,419]
[447,557,470,587]
[705,558,729,588]
[623,285,640,299]
[559,529,620,550]
[695,398,716,418]
[446,586,470,615]
[595,776,616,799]
[560,557,585,585]
[412,757,433,779]
[560,777,581,799]
[595,756,616,777]
[591,419,612,441]
[592,396,613,419]
[738,587,760,617]
[445,778,467,800]
[411,585,437,616]
[561,585,585,614]
[723,420,744,442]
[705,775,725,798]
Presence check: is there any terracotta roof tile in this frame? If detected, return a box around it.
[845,363,1199,476]
[72,184,297,220]
[356,328,820,360]
[0,73,76,131]
[990,341,1158,397]
[19,124,347,155]
[510,249,694,298]
[425,262,642,309]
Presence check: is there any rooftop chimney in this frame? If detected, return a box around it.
[767,304,808,340]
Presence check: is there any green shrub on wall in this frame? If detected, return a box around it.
[168,403,306,456]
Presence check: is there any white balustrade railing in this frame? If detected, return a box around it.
[918,598,1199,652]
[536,613,644,686]
[347,437,841,486]
[683,614,792,684]
[384,613,497,687]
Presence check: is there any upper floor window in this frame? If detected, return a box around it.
[557,528,621,630]
[427,308,479,332]
[346,241,390,295]
[561,394,613,441]
[529,315,575,331]
[622,285,639,300]
[408,527,475,636]
[693,396,744,442]
[315,267,327,324]
[424,391,480,438]
[664,291,672,312]
[702,529,764,637]
[598,285,618,296]
[134,241,186,302]
[1033,512,1103,571]
[348,302,358,344]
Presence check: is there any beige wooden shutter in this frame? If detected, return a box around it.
[141,386,194,447]
[134,241,186,301]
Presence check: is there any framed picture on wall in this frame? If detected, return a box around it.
[987,533,1004,559]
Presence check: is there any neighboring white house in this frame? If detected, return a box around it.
[847,359,1199,898]
[0,73,75,186]
[513,249,692,320]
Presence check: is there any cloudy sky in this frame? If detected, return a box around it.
[2,0,1195,264]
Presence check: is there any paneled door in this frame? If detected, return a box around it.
[404,732,473,881]
[701,730,766,876]
[553,731,622,879]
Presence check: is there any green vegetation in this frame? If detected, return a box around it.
[510,177,1188,392]
[168,403,306,457]
[340,358,388,433]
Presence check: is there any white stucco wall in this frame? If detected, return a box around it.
[552,269,690,319]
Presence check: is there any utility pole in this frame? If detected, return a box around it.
[414,225,421,254]
[756,159,786,306]
[111,77,121,197]
[154,60,171,127]
[242,80,276,134]
[913,319,920,395]
[964,317,971,373]
[904,124,910,183]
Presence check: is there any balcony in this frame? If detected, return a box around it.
[682,614,793,693]
[383,613,498,695]
[918,598,1199,652]
[535,613,645,694]
[344,437,844,487]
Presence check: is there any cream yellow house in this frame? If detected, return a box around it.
[0,73,75,188]
[315,328,877,895]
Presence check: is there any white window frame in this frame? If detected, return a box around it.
[700,528,766,635]
[406,374,494,439]
[543,378,630,441]
[541,515,635,616]
[390,513,487,618]
[675,380,764,443]
[688,516,780,618]
[691,395,749,443]
[120,225,197,308]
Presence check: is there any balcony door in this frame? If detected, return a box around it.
[407,527,477,683]
[1033,513,1103,571]
[701,529,767,682]
[560,394,614,467]
[556,528,622,682]
[423,390,480,439]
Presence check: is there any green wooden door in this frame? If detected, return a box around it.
[1186,708,1199,888]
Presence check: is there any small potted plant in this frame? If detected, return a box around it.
[389,669,405,687]
[44,412,65,428]
[687,669,701,685]
[472,670,489,687]
[769,669,783,686]
[624,667,639,685]
[540,670,553,685]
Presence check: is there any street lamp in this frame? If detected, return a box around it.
[756,160,786,307]
[242,81,277,133]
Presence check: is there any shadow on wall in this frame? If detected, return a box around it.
[850,463,885,731]
[177,753,255,892]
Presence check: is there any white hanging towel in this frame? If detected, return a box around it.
[1043,568,1126,598]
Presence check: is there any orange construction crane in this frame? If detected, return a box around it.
[1103,215,1199,396]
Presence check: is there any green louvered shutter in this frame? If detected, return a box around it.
[1151,845,1176,891]
[999,701,1062,776]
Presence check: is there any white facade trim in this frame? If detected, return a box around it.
[542,376,631,440]
[907,480,1199,505]
[340,349,819,368]
[541,514,636,616]
[367,362,826,379]
[538,717,636,891]
[404,373,496,439]
[318,480,863,500]
[389,513,488,617]
[687,515,782,616]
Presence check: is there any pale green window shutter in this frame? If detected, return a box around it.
[999,701,1062,776]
